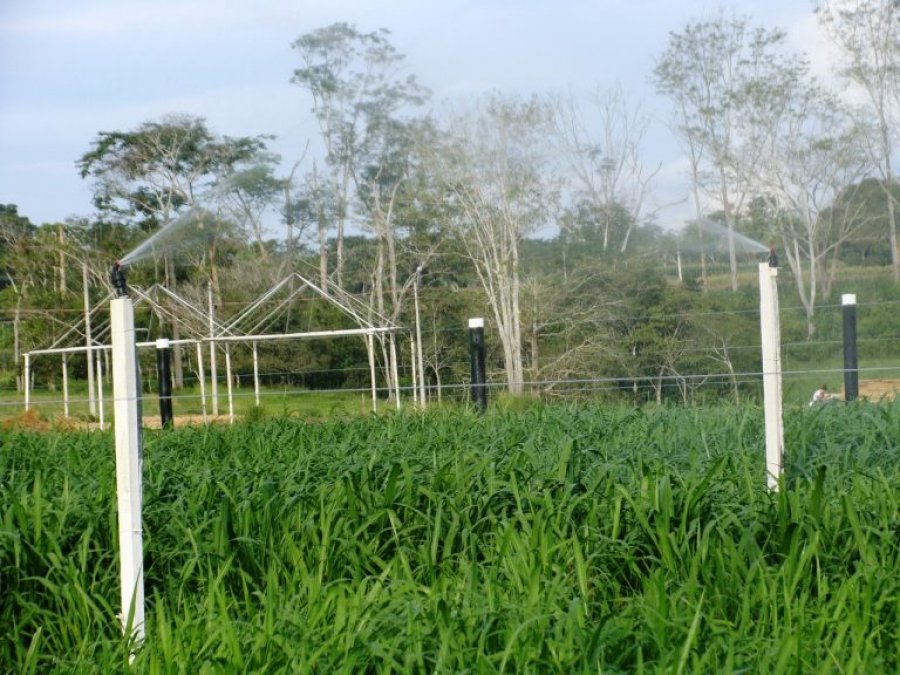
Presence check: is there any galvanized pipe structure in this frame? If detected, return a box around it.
[22,272,405,420]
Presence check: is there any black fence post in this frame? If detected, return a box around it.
[156,338,174,428]
[468,318,487,412]
[842,294,858,402]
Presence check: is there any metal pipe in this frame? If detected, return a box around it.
[208,282,219,417]
[96,350,105,431]
[24,353,30,411]
[390,333,401,410]
[410,339,418,406]
[84,263,96,416]
[224,345,234,424]
[414,265,426,407]
[206,326,397,343]
[367,333,377,413]
[842,294,859,401]
[252,341,260,407]
[62,353,70,418]
[195,341,207,424]
[156,339,174,429]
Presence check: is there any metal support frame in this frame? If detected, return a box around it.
[22,274,401,423]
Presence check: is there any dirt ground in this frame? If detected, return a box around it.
[2,382,898,433]
[1,411,235,432]
[853,379,900,402]
[140,414,235,429]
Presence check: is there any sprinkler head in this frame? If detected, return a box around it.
[111,262,128,297]
[767,246,779,268]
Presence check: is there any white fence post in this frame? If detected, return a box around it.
[758,262,784,491]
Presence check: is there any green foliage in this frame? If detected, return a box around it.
[558,198,635,260]
[78,116,269,227]
[826,178,898,266]
[1,402,898,671]
[6,8,900,411]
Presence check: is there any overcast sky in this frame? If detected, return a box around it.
[0,0,831,229]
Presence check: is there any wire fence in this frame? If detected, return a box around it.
[3,271,900,422]
[4,360,898,425]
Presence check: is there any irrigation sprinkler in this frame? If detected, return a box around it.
[108,262,146,647]
[156,338,174,429]
[469,318,487,412]
[22,265,400,426]
[111,261,128,297]
[842,294,859,402]
[758,259,784,492]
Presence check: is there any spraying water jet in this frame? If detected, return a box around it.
[683,218,770,256]
[117,173,249,268]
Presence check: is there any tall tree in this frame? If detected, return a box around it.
[817,0,900,281]
[339,113,441,402]
[0,205,36,391]
[78,114,268,386]
[554,85,661,256]
[78,114,268,284]
[217,156,284,262]
[434,94,557,395]
[755,83,872,338]
[654,13,800,291]
[291,23,429,290]
[288,163,336,289]
[357,119,436,313]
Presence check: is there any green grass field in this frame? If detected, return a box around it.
[1,402,898,672]
[0,384,381,427]
[3,347,898,428]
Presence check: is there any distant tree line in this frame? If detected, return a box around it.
[3,3,900,402]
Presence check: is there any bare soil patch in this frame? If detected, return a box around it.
[141,414,235,429]
[0,412,235,433]
[854,379,900,402]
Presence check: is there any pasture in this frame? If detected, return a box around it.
[1,402,898,672]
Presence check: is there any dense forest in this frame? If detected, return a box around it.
[3,4,900,408]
